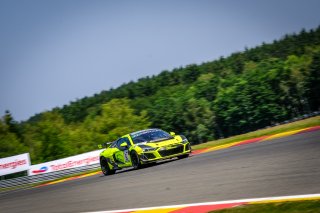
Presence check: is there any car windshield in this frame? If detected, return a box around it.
[130,129,173,144]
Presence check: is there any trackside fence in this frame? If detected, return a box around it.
[1,149,104,192]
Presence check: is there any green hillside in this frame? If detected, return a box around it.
[1,27,320,163]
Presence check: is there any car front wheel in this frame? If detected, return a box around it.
[100,157,115,176]
[130,151,142,169]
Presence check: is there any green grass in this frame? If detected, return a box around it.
[192,116,320,150]
[210,200,320,213]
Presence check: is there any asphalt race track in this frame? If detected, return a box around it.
[1,131,320,213]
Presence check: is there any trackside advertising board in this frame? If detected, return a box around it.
[0,153,31,176]
[28,149,103,176]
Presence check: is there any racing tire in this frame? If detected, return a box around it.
[100,157,115,176]
[177,154,189,159]
[130,151,142,169]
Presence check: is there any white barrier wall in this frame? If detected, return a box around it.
[0,153,31,176]
[28,149,103,176]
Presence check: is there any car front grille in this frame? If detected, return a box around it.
[144,153,156,160]
[158,145,184,157]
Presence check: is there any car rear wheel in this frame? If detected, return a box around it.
[100,157,115,176]
[130,151,142,169]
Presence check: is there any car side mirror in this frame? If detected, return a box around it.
[98,141,113,149]
[170,132,176,136]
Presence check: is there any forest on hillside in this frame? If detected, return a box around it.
[1,27,320,163]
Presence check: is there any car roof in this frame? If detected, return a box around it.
[131,128,160,134]
[128,128,162,137]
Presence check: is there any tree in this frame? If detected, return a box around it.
[0,114,27,158]
[282,55,312,114]
[23,111,71,162]
[193,73,219,101]
[306,52,320,111]
[17,26,320,149]
[4,110,22,138]
[82,98,151,143]
[183,97,215,144]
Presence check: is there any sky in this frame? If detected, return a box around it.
[1,0,320,121]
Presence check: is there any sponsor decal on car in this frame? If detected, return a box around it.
[124,150,130,162]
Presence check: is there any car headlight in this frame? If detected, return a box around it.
[138,145,157,152]
[143,147,157,152]
[159,147,166,151]
[180,135,189,144]
[182,139,188,144]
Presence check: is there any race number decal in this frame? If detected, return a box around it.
[124,150,130,162]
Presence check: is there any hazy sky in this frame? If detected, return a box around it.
[1,0,320,121]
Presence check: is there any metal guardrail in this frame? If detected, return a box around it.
[0,163,100,191]
[270,111,320,127]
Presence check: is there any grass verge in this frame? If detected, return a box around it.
[192,116,320,150]
[210,200,320,213]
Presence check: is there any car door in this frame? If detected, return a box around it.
[114,137,131,166]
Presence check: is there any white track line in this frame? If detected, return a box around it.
[82,193,320,213]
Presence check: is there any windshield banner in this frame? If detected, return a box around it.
[0,153,31,176]
[28,149,103,176]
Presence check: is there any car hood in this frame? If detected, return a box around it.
[139,137,182,148]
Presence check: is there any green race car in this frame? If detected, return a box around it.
[99,128,191,175]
